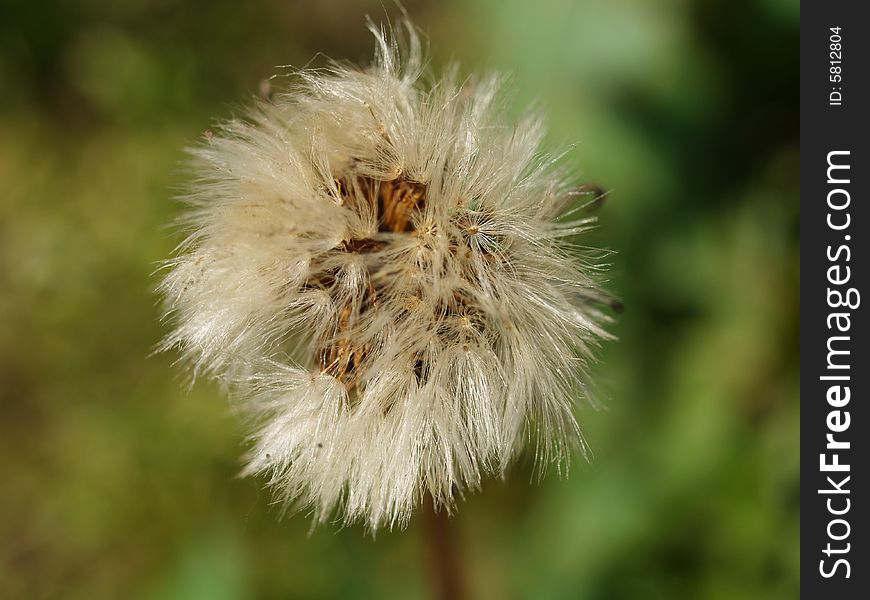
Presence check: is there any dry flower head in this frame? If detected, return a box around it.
[159,20,614,531]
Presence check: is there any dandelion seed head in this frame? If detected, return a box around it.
[160,20,613,531]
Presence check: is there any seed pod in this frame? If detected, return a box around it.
[159,20,614,532]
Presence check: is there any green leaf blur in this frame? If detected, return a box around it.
[0,0,798,598]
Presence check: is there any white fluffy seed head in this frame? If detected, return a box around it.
[159,20,614,532]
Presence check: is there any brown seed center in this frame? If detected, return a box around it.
[316,174,428,390]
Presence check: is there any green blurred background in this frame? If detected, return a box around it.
[0,0,799,598]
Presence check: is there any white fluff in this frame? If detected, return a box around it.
[159,21,613,531]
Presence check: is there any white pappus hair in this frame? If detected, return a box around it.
[159,20,614,532]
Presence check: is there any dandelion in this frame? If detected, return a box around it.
[159,20,613,532]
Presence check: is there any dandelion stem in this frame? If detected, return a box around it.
[423,495,465,600]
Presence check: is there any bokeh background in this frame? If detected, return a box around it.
[0,0,799,598]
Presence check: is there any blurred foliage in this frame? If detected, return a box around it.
[0,0,798,598]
